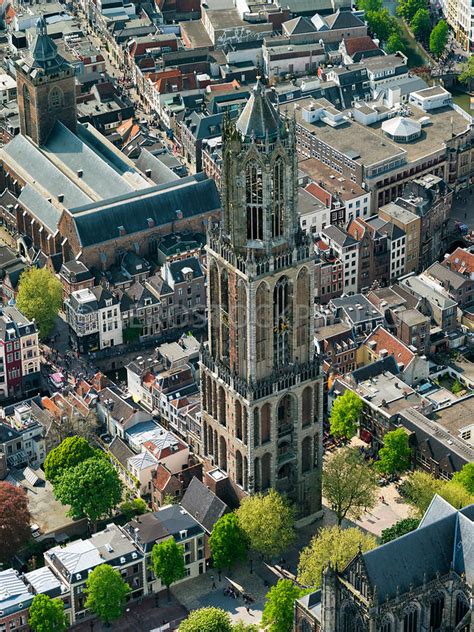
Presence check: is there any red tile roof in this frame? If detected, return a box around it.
[344,36,379,56]
[444,248,474,276]
[364,325,414,368]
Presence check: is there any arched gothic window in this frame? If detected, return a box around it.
[455,594,469,628]
[429,592,445,631]
[273,276,290,366]
[49,86,63,109]
[22,84,32,137]
[271,158,284,238]
[403,604,419,632]
[245,161,263,240]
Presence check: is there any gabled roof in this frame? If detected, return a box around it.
[284,16,317,34]
[181,477,228,534]
[325,9,365,29]
[343,36,380,57]
[363,325,415,369]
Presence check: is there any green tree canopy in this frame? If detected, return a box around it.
[397,0,427,21]
[120,497,148,521]
[401,470,442,516]
[329,390,363,439]
[459,56,474,84]
[44,436,96,484]
[385,32,405,54]
[366,9,397,43]
[209,513,248,570]
[28,594,68,632]
[411,8,431,40]
[236,489,295,559]
[262,579,306,632]
[53,456,122,528]
[452,462,474,495]
[151,537,186,600]
[16,267,63,338]
[85,564,130,625]
[358,0,382,11]
[298,526,377,588]
[323,447,378,525]
[380,518,420,544]
[429,19,448,57]
[179,607,233,632]
[375,428,411,475]
[0,481,31,563]
[232,623,260,632]
[439,480,474,509]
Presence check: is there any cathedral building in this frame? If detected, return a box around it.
[200,80,323,518]
[295,495,473,632]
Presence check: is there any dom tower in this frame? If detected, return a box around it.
[200,80,323,517]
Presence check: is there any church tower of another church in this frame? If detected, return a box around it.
[200,79,323,517]
[16,17,76,146]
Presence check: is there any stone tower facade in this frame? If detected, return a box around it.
[16,17,76,146]
[200,80,323,518]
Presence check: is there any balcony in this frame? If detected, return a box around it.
[200,346,321,402]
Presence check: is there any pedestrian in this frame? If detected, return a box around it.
[246,605,250,614]
[211,575,216,589]
[218,569,222,581]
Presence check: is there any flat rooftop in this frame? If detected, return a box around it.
[432,395,474,436]
[293,97,471,167]
[299,157,367,200]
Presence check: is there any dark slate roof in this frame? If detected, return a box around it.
[236,78,281,141]
[135,148,180,185]
[91,285,118,308]
[69,173,220,247]
[25,18,71,74]
[362,499,474,599]
[126,281,160,307]
[181,477,228,534]
[350,356,399,383]
[184,112,223,141]
[284,16,317,34]
[168,257,203,284]
[108,436,134,468]
[18,184,61,233]
[125,505,203,551]
[325,9,365,29]
[322,225,357,248]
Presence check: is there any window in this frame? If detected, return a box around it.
[49,87,64,109]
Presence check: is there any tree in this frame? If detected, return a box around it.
[411,8,431,41]
[451,379,463,395]
[28,594,68,632]
[298,526,377,588]
[120,497,148,521]
[16,267,63,338]
[0,481,31,562]
[401,471,442,516]
[179,607,233,632]
[439,480,474,509]
[262,579,306,632]
[375,428,411,475]
[329,390,363,439]
[232,623,260,632]
[152,537,186,601]
[366,9,396,43]
[397,0,427,22]
[385,32,405,54]
[459,56,474,85]
[53,456,122,529]
[236,489,295,559]
[85,564,130,625]
[323,447,378,525]
[380,518,420,543]
[162,493,179,506]
[358,0,382,11]
[452,462,474,495]
[430,19,448,58]
[44,436,96,484]
[209,513,248,570]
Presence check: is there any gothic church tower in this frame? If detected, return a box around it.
[16,17,77,146]
[200,80,323,517]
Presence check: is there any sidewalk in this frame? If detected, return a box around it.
[71,594,187,632]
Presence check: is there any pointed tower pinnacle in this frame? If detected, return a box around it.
[235,77,281,141]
